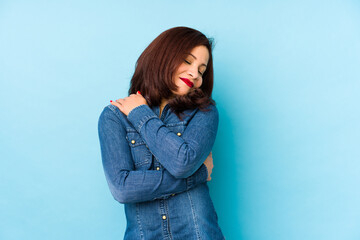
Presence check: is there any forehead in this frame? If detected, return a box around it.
[188,45,210,65]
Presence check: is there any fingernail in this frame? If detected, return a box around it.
[110,100,113,102]
[137,91,141,94]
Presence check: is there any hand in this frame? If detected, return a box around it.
[203,152,214,181]
[110,91,147,116]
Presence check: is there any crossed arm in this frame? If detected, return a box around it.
[110,93,219,179]
[98,106,209,204]
[100,89,219,204]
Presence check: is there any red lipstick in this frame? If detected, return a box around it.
[180,77,194,88]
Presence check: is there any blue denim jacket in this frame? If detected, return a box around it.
[98,103,224,239]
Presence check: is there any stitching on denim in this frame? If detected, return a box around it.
[125,129,152,167]
[159,200,170,239]
[187,190,201,240]
[128,104,146,117]
[125,135,145,146]
[107,105,121,117]
[186,175,193,190]
[165,121,186,127]
[137,115,157,132]
[126,128,137,132]
[164,200,173,239]
[135,203,145,240]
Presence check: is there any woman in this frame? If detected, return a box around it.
[98,27,224,239]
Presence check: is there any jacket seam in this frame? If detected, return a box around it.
[136,203,145,240]
[187,190,201,240]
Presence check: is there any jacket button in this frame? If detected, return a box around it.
[156,167,160,171]
[131,140,135,144]
[177,132,182,136]
[162,215,167,220]
[171,194,175,196]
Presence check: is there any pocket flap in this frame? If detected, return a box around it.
[126,131,146,147]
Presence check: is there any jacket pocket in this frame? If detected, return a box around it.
[126,131,152,170]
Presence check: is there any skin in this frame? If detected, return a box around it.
[110,45,214,181]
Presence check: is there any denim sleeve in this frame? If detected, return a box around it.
[98,106,208,204]
[127,104,219,179]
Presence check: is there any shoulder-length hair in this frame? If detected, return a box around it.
[129,26,215,118]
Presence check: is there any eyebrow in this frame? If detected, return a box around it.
[188,53,207,67]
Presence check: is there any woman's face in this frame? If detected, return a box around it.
[172,45,210,96]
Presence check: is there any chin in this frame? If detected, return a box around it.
[173,89,190,96]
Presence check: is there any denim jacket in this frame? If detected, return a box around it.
[98,103,224,239]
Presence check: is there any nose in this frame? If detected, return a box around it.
[187,66,199,79]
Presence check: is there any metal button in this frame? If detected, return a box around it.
[156,167,160,171]
[162,215,167,220]
[171,194,175,196]
[131,140,135,144]
[177,132,182,136]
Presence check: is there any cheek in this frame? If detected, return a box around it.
[175,78,183,88]
[176,64,187,74]
[196,79,203,88]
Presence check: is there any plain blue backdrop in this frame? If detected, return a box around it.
[1,0,360,239]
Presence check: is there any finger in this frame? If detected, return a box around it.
[110,100,123,111]
[116,99,124,104]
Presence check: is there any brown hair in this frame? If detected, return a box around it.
[128,26,215,118]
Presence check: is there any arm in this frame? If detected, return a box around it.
[126,104,219,179]
[98,106,208,204]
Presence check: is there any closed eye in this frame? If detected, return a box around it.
[184,58,205,76]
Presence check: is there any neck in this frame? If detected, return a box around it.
[160,99,168,108]
[159,99,168,117]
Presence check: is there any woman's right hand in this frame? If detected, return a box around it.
[203,152,214,181]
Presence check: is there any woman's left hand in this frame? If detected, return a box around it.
[110,91,147,116]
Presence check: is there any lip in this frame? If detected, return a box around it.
[180,77,194,88]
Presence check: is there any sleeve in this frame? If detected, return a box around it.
[98,106,208,204]
[127,104,219,179]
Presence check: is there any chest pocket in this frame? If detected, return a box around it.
[126,131,152,170]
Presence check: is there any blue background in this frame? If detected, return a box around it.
[1,1,360,239]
